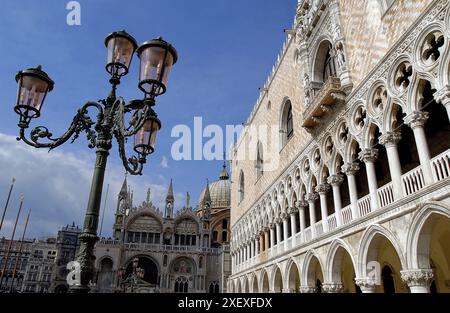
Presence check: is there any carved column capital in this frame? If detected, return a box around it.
[269,223,275,230]
[400,269,434,289]
[359,148,379,163]
[434,85,450,104]
[327,174,344,186]
[275,218,282,224]
[281,212,288,220]
[299,286,316,293]
[305,192,319,202]
[295,200,308,208]
[379,131,402,147]
[288,206,299,215]
[315,183,330,195]
[355,278,377,293]
[263,227,270,233]
[405,111,429,129]
[322,283,344,293]
[341,162,360,176]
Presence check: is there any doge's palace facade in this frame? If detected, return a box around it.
[228,0,450,293]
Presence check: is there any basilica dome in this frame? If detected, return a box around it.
[197,164,231,209]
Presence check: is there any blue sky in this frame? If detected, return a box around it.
[0,0,297,238]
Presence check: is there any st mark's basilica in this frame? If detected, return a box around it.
[92,163,231,293]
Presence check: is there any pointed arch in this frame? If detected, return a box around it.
[357,224,406,278]
[301,249,325,287]
[325,239,357,283]
[406,202,450,269]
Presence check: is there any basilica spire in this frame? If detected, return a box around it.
[204,179,212,205]
[165,179,174,219]
[119,174,128,198]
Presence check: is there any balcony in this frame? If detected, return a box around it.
[301,77,345,129]
[96,239,220,254]
[233,149,450,274]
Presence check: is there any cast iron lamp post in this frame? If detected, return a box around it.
[12,30,177,293]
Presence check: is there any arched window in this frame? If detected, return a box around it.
[287,105,293,139]
[280,100,294,149]
[313,41,337,83]
[238,171,245,203]
[256,141,264,180]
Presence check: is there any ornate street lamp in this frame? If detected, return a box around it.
[12,30,177,293]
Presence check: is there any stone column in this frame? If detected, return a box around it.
[264,227,270,251]
[355,278,377,293]
[259,231,264,252]
[315,183,330,232]
[359,148,379,210]
[282,213,289,240]
[322,283,344,293]
[306,192,318,237]
[275,219,282,244]
[342,162,360,220]
[250,240,254,258]
[327,174,344,227]
[296,200,308,241]
[401,269,434,293]
[288,207,298,237]
[405,111,433,184]
[269,223,276,248]
[380,131,404,199]
[255,236,260,256]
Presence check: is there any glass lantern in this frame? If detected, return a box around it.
[105,30,138,78]
[137,37,178,97]
[134,114,161,156]
[14,65,54,119]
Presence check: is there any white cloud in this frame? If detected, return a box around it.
[0,133,179,239]
[160,156,169,168]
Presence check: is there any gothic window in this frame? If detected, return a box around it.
[163,255,168,267]
[199,257,203,269]
[222,230,227,242]
[256,141,264,180]
[287,105,293,139]
[238,171,245,203]
[213,231,218,242]
[174,277,189,293]
[280,100,294,149]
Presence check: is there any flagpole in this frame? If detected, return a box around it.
[9,208,31,293]
[0,178,16,234]
[99,183,110,237]
[0,195,24,290]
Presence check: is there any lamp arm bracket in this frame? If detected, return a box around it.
[112,97,145,176]
[123,104,150,137]
[17,101,104,151]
